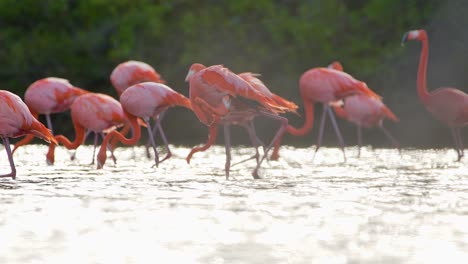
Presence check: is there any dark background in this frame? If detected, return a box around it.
[1,0,467,149]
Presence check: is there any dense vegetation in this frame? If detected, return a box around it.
[2,0,466,148]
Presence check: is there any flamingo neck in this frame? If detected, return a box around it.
[186,124,218,164]
[97,115,140,168]
[105,116,140,147]
[55,120,86,149]
[416,32,430,104]
[287,100,314,136]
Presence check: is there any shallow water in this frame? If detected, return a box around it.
[1,145,468,264]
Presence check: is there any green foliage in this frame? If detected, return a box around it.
[0,0,444,146]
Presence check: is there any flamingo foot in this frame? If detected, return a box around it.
[251,169,262,179]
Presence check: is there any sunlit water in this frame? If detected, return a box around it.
[1,145,468,264]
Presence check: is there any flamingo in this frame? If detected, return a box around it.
[402,29,468,161]
[47,93,129,165]
[1,90,57,179]
[185,63,296,179]
[333,94,400,156]
[96,82,192,169]
[12,77,89,161]
[235,72,298,164]
[329,62,400,157]
[270,62,381,161]
[110,60,167,158]
[110,60,166,96]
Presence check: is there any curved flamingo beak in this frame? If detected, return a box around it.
[401,32,409,46]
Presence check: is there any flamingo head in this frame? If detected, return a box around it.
[401,29,427,45]
[185,63,206,82]
[327,61,343,71]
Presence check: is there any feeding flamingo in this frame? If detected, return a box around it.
[270,62,381,161]
[333,95,400,156]
[96,82,192,169]
[329,62,400,156]
[402,29,468,161]
[12,77,88,158]
[185,63,296,179]
[110,60,167,158]
[48,93,129,165]
[1,90,57,179]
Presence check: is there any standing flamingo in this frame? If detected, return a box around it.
[96,82,192,169]
[328,62,400,156]
[1,90,57,179]
[185,63,296,179]
[236,72,298,164]
[110,60,166,96]
[402,29,468,160]
[12,77,88,159]
[270,62,380,161]
[48,93,129,165]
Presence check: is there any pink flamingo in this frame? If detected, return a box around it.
[48,93,129,165]
[185,63,296,179]
[333,95,400,156]
[1,90,57,179]
[402,29,468,160]
[329,62,400,156]
[96,82,192,169]
[12,77,88,157]
[110,60,167,158]
[270,62,380,161]
[110,60,166,96]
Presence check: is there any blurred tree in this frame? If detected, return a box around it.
[2,0,460,148]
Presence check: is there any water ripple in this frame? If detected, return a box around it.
[1,145,468,263]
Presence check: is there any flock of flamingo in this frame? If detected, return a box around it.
[1,29,467,180]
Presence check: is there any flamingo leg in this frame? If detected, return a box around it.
[1,138,16,179]
[144,117,160,167]
[313,104,328,160]
[326,105,346,162]
[451,127,463,161]
[88,132,100,165]
[379,125,401,154]
[232,121,262,167]
[45,114,54,134]
[252,112,288,179]
[146,111,167,159]
[457,128,464,160]
[224,124,232,180]
[357,125,362,158]
[155,117,172,163]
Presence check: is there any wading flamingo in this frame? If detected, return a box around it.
[1,90,57,179]
[329,62,400,156]
[236,72,298,164]
[110,60,167,158]
[48,93,129,165]
[185,63,296,179]
[12,77,88,158]
[96,82,191,169]
[333,95,400,156]
[402,29,468,161]
[110,60,166,96]
[270,62,380,161]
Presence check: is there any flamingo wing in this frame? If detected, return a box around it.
[199,66,284,113]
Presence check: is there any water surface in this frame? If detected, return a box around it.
[1,145,468,263]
